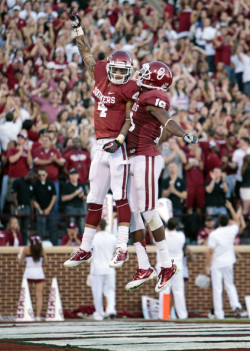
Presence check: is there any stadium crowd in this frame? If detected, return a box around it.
[0,0,250,246]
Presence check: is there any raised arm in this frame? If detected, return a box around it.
[67,9,96,80]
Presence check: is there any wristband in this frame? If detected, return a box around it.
[73,27,84,36]
[116,134,125,144]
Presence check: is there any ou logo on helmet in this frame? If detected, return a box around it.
[157,67,165,80]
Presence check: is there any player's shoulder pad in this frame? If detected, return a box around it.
[121,79,140,99]
[94,60,108,79]
[139,90,170,110]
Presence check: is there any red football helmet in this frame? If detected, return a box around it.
[106,50,133,85]
[135,61,173,91]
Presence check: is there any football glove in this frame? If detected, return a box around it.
[183,133,198,144]
[68,8,81,28]
[103,139,122,153]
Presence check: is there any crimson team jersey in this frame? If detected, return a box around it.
[127,90,170,157]
[92,61,140,139]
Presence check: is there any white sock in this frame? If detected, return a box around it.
[155,239,172,268]
[117,225,129,251]
[134,242,150,270]
[80,227,96,251]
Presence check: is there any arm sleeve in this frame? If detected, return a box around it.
[94,61,108,81]
[120,80,140,101]
[61,235,68,245]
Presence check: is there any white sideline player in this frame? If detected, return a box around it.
[206,203,242,319]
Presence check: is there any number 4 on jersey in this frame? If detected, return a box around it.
[98,102,108,117]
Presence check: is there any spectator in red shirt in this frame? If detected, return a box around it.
[6,131,33,209]
[64,137,91,186]
[12,6,27,31]
[52,9,67,37]
[61,222,82,246]
[205,140,223,181]
[31,128,49,157]
[33,135,65,213]
[5,216,23,246]
[197,216,215,245]
[0,140,16,215]
[184,143,205,215]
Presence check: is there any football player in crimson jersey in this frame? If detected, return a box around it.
[64,9,140,269]
[125,61,198,293]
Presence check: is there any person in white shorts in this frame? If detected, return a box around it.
[19,235,47,321]
[206,204,242,319]
[90,219,117,321]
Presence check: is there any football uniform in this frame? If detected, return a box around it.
[127,90,170,214]
[87,61,140,204]
[92,61,139,140]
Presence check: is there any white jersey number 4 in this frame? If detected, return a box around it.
[98,102,108,117]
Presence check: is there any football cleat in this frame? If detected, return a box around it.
[125,267,157,291]
[109,247,129,268]
[155,260,177,293]
[64,248,92,267]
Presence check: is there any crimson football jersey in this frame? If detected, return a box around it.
[92,61,140,139]
[126,90,170,156]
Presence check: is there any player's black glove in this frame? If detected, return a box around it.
[183,133,198,144]
[68,8,81,28]
[103,139,122,153]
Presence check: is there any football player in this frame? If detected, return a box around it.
[64,9,140,269]
[125,61,198,292]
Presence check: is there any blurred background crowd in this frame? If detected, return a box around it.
[0,0,249,246]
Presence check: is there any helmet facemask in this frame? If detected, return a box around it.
[106,62,133,85]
